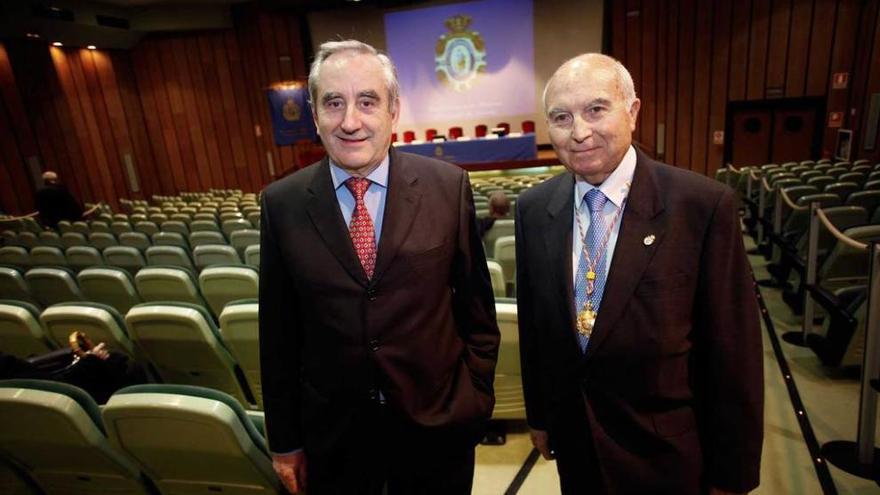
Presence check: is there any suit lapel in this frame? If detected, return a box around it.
[585,152,666,360]
[542,174,579,348]
[372,148,422,285]
[305,158,369,287]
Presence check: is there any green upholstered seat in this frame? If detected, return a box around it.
[492,302,525,420]
[0,300,55,358]
[78,267,143,315]
[218,299,262,409]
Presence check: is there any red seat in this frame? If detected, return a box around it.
[496,122,511,134]
[448,127,463,140]
[403,131,415,143]
[425,129,438,141]
[475,125,488,138]
[391,132,398,143]
[521,120,535,133]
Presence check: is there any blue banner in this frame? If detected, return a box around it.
[267,86,317,146]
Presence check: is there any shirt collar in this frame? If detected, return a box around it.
[329,154,390,190]
[574,145,637,208]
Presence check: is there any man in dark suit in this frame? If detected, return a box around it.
[515,53,763,494]
[259,40,499,495]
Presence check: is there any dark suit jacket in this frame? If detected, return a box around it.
[515,150,763,494]
[35,184,82,229]
[259,148,499,458]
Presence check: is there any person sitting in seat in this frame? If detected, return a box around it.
[34,171,83,229]
[477,191,511,239]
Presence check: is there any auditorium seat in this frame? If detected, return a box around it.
[124,303,255,407]
[199,266,258,317]
[90,221,112,234]
[78,267,143,315]
[29,246,67,268]
[111,221,133,236]
[492,302,525,419]
[146,246,195,272]
[845,190,880,214]
[40,302,137,359]
[244,245,260,268]
[103,246,146,276]
[486,260,506,298]
[0,380,156,495]
[25,267,84,307]
[838,172,866,185]
[70,221,92,237]
[230,229,259,256]
[170,213,192,225]
[816,225,880,290]
[61,232,88,249]
[16,232,38,249]
[494,236,516,292]
[160,220,189,236]
[218,300,262,408]
[222,219,252,237]
[824,181,860,201]
[0,268,40,308]
[135,266,208,308]
[0,247,29,271]
[37,232,62,249]
[102,384,279,494]
[190,231,227,248]
[521,120,535,133]
[193,245,242,270]
[64,246,104,272]
[152,231,189,250]
[475,124,488,138]
[484,219,515,258]
[133,221,160,237]
[448,126,463,140]
[118,232,151,251]
[403,130,415,143]
[0,300,54,358]
[89,232,119,250]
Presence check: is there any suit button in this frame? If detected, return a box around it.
[367,289,377,301]
[369,339,380,352]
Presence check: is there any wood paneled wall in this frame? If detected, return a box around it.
[0,7,309,215]
[611,0,880,176]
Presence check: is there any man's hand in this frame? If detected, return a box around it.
[272,451,307,494]
[529,428,555,460]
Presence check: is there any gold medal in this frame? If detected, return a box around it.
[586,270,596,281]
[576,308,596,336]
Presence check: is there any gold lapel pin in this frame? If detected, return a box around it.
[643,234,656,246]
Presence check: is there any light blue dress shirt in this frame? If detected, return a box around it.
[329,156,389,243]
[571,145,637,285]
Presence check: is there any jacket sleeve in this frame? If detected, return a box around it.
[258,190,304,453]
[451,172,500,399]
[514,199,548,430]
[694,187,764,492]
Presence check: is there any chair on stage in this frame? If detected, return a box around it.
[425,128,438,141]
[475,124,488,138]
[521,120,536,133]
[448,126,463,140]
[496,122,511,134]
[403,130,416,143]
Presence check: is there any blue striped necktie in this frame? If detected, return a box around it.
[574,188,609,352]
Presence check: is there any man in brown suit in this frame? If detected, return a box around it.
[515,53,763,494]
[259,40,499,494]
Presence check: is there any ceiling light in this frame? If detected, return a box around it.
[52,41,63,47]
[87,45,96,50]
[26,33,41,39]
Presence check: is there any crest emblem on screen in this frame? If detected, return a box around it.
[435,15,486,92]
[282,97,302,122]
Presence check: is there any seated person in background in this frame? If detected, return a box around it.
[0,337,147,404]
[477,190,511,239]
[34,170,83,229]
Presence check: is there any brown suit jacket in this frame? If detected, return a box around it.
[259,148,499,458]
[515,150,763,494]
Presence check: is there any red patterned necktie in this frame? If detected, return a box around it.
[345,177,377,279]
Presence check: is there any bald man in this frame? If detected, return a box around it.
[35,171,83,229]
[514,53,763,494]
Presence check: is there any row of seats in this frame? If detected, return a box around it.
[3,227,259,253]
[722,159,880,367]
[0,380,279,495]
[1,263,257,317]
[1,298,260,409]
[0,242,260,275]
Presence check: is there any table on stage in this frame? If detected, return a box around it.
[393,134,537,164]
